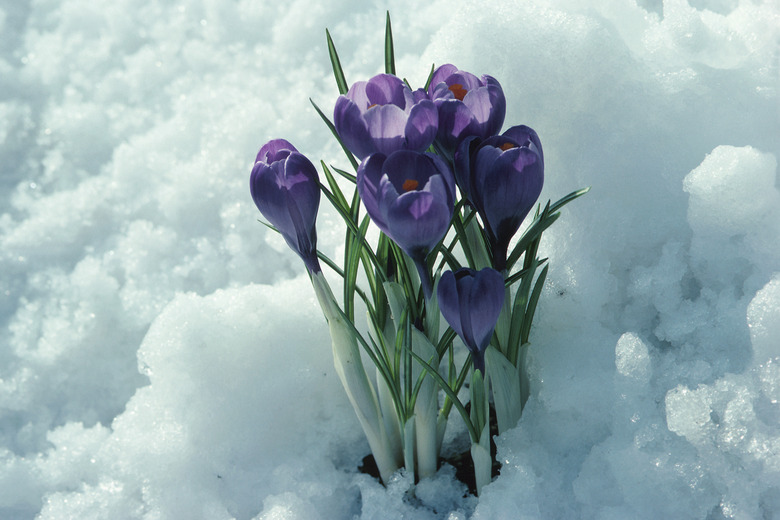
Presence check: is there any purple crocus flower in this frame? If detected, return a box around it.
[250,139,321,273]
[334,74,438,160]
[454,125,544,271]
[427,64,506,158]
[357,150,455,298]
[437,268,505,373]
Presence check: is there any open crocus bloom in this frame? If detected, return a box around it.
[357,150,455,297]
[427,64,506,158]
[357,149,454,260]
[250,139,322,273]
[334,73,438,160]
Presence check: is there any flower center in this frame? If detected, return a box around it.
[402,179,419,192]
[448,83,468,101]
[499,142,517,151]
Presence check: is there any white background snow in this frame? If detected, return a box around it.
[1,0,779,518]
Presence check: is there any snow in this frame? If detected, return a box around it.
[1,0,779,518]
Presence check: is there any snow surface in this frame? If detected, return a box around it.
[1,0,779,518]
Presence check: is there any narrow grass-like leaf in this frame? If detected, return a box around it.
[320,162,349,210]
[319,185,387,278]
[423,63,435,91]
[332,166,357,184]
[549,186,590,214]
[522,263,548,344]
[506,203,559,270]
[326,29,348,95]
[343,215,370,321]
[384,12,395,75]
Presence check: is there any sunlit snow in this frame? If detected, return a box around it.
[1,0,778,518]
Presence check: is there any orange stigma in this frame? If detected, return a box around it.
[402,179,419,192]
[499,142,516,151]
[367,103,378,109]
[448,83,468,101]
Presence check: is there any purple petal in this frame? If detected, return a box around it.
[482,77,506,137]
[467,268,505,351]
[345,80,370,108]
[435,100,478,153]
[281,153,321,230]
[428,64,459,95]
[404,100,438,152]
[255,139,297,165]
[437,270,464,339]
[334,96,375,160]
[356,153,390,234]
[502,125,543,164]
[381,150,435,193]
[444,70,482,92]
[453,136,481,202]
[385,191,451,258]
[365,74,407,108]
[437,268,504,363]
[250,163,301,247]
[363,104,408,156]
[479,147,544,245]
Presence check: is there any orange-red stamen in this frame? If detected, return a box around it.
[448,83,468,101]
[499,142,516,151]
[402,179,419,192]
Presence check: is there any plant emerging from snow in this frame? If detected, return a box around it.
[249,13,588,496]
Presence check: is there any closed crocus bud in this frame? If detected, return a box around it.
[454,125,544,270]
[357,150,455,298]
[334,74,438,160]
[250,139,321,273]
[437,268,505,373]
[427,64,506,158]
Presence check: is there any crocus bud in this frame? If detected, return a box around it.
[250,139,321,273]
[437,268,505,373]
[427,64,506,158]
[334,73,438,160]
[357,150,455,298]
[454,125,544,270]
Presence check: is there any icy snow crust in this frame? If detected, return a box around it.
[0,0,778,518]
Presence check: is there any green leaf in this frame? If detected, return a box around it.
[325,28,348,95]
[505,187,590,270]
[332,166,357,184]
[423,63,435,91]
[320,162,349,211]
[384,12,396,75]
[506,201,558,270]
[549,186,590,214]
[383,281,407,332]
[521,263,548,345]
[485,345,522,434]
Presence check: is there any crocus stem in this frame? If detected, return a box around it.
[413,259,433,301]
[469,369,492,495]
[310,271,402,482]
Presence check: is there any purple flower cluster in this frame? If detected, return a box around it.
[249,64,544,347]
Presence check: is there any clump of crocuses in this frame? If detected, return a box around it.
[248,13,588,497]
